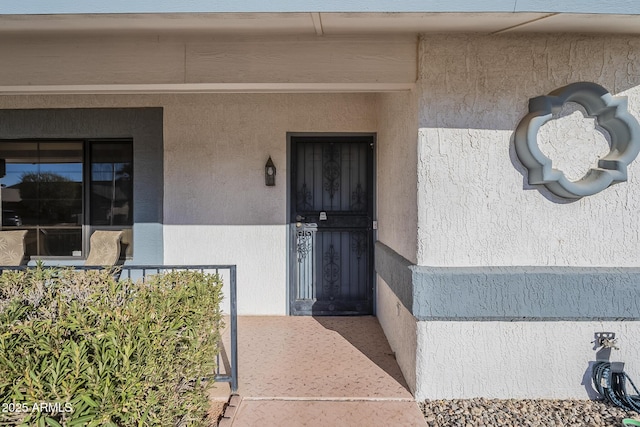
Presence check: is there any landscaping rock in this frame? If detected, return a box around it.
[420,398,639,427]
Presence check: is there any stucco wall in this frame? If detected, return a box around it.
[0,93,378,314]
[415,320,640,400]
[375,92,420,390]
[417,33,640,267]
[376,277,417,394]
[376,91,419,263]
[162,93,377,314]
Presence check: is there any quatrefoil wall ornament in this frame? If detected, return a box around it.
[514,82,640,199]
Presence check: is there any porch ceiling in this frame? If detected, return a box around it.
[1,12,640,36]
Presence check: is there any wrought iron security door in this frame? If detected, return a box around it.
[290,136,374,315]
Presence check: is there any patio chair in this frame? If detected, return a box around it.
[85,230,124,267]
[0,230,28,266]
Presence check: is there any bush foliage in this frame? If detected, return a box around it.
[0,267,224,426]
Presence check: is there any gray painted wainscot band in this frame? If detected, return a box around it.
[374,241,414,312]
[375,241,640,321]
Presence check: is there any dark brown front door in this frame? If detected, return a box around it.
[290,135,374,315]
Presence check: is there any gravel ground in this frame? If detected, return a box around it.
[421,398,639,427]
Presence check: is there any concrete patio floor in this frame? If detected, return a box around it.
[216,316,426,426]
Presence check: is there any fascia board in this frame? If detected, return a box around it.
[1,0,639,15]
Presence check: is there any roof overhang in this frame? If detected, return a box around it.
[1,0,639,15]
[0,12,639,36]
[1,5,638,95]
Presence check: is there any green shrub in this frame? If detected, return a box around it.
[0,266,224,426]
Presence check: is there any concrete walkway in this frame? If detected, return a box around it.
[217,316,426,426]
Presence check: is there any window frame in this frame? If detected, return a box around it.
[0,137,133,261]
[84,138,134,261]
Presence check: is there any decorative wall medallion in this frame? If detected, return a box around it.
[514,82,640,199]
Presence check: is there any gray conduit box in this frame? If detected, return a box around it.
[515,82,640,199]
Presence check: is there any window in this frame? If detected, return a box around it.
[0,139,133,259]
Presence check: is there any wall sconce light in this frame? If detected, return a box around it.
[265,156,276,186]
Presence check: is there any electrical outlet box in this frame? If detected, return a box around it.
[595,332,616,346]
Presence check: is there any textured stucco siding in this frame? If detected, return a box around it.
[0,93,377,314]
[417,33,640,267]
[376,91,419,264]
[164,225,286,315]
[375,92,420,387]
[161,93,376,229]
[162,93,377,314]
[415,320,640,400]
[376,277,417,394]
[405,33,640,399]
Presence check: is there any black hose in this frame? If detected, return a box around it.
[592,361,640,412]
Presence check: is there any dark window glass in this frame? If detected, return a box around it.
[90,141,133,258]
[0,141,83,257]
[90,142,133,226]
[0,139,133,259]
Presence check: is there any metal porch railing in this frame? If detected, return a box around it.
[0,264,238,393]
